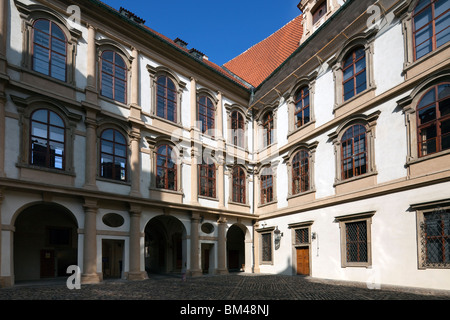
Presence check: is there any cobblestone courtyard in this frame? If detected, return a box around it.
[1,273,449,300]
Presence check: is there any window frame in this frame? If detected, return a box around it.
[231,166,246,204]
[340,124,368,180]
[198,155,217,199]
[15,2,82,86]
[336,211,374,268]
[256,226,275,265]
[29,108,66,170]
[342,47,367,102]
[147,65,186,126]
[329,111,379,188]
[197,93,217,137]
[32,19,68,82]
[260,166,274,205]
[287,76,316,137]
[99,128,128,182]
[225,104,249,151]
[100,50,128,104]
[412,0,450,61]
[155,144,177,191]
[416,83,450,157]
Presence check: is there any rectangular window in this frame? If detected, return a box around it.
[420,207,450,268]
[345,221,368,263]
[261,233,272,262]
[295,228,309,245]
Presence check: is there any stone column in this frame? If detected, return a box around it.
[0,188,4,287]
[217,153,225,209]
[85,24,98,103]
[83,111,98,190]
[216,216,228,275]
[130,47,141,121]
[189,213,202,276]
[190,77,197,130]
[129,127,142,197]
[190,147,199,205]
[128,204,147,280]
[0,93,5,178]
[253,222,260,273]
[82,198,100,284]
[216,91,224,140]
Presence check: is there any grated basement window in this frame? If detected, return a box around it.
[345,221,368,263]
[421,208,450,268]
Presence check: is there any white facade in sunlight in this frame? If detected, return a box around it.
[0,0,449,292]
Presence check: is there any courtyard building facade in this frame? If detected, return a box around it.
[0,0,449,292]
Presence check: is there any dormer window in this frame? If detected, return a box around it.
[312,1,327,25]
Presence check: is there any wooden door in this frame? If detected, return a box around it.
[296,247,310,275]
[40,249,55,278]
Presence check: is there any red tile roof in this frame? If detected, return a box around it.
[223,15,303,88]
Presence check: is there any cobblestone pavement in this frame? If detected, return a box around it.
[1,273,449,301]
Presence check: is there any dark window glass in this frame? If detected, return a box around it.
[312,1,327,24]
[156,145,176,190]
[292,150,310,194]
[424,209,450,264]
[198,96,215,135]
[341,125,367,180]
[262,112,274,147]
[346,221,368,263]
[294,87,310,129]
[199,157,216,198]
[417,83,450,156]
[260,167,273,205]
[232,166,246,204]
[32,19,67,81]
[413,0,450,60]
[231,110,245,147]
[342,48,366,101]
[262,233,272,262]
[156,76,177,122]
[30,109,65,170]
[101,51,127,104]
[100,129,127,181]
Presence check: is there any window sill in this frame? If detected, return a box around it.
[16,162,75,176]
[96,176,130,186]
[404,42,450,74]
[341,263,372,268]
[150,187,184,196]
[198,195,218,202]
[333,171,378,188]
[407,149,450,167]
[334,86,376,114]
[151,114,183,128]
[228,200,250,208]
[257,199,278,208]
[287,120,315,139]
[99,95,129,109]
[287,189,315,201]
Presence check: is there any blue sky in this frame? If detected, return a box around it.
[101,0,302,66]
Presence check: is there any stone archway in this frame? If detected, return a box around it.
[13,202,78,282]
[144,215,186,275]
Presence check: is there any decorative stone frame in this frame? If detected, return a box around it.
[396,0,450,78]
[331,31,376,115]
[95,119,131,185]
[398,70,450,175]
[147,65,186,126]
[335,211,375,268]
[256,226,275,265]
[286,73,316,137]
[255,103,278,152]
[96,39,133,106]
[196,88,219,139]
[11,95,81,177]
[328,111,380,188]
[410,199,450,270]
[225,103,250,151]
[288,220,314,275]
[282,141,318,199]
[146,136,184,195]
[226,162,251,207]
[14,0,82,86]
[255,161,279,208]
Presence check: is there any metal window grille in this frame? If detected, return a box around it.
[420,207,450,268]
[345,221,368,263]
[295,228,309,245]
[262,233,272,262]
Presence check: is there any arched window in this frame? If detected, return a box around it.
[343,47,366,101]
[341,124,367,180]
[294,87,310,129]
[32,19,67,81]
[262,111,274,147]
[100,129,127,181]
[292,150,309,195]
[101,51,127,104]
[231,110,245,147]
[156,76,177,122]
[260,166,273,205]
[198,95,215,135]
[232,166,246,204]
[417,83,450,156]
[30,109,65,169]
[413,0,450,61]
[156,144,177,190]
[199,157,216,198]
